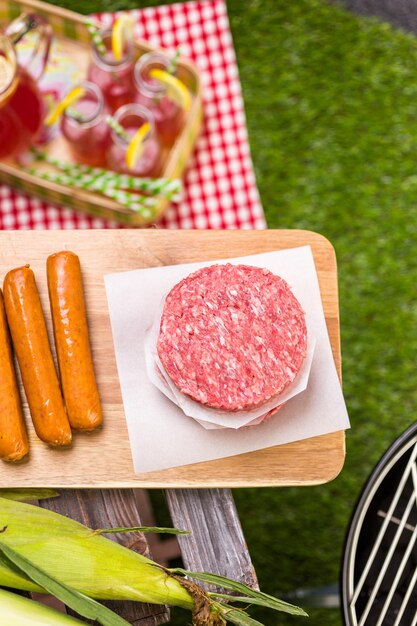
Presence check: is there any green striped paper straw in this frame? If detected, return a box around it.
[103,189,157,218]
[167,48,181,74]
[28,169,157,217]
[105,116,130,142]
[61,165,182,200]
[65,107,86,122]
[29,169,158,207]
[31,152,183,201]
[102,174,182,200]
[84,17,106,57]
[52,162,181,201]
[31,150,110,179]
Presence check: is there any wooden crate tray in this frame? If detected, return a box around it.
[0,0,202,225]
[0,229,345,488]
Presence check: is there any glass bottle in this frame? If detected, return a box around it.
[134,51,186,147]
[0,13,51,159]
[107,104,162,176]
[60,82,110,167]
[87,29,135,113]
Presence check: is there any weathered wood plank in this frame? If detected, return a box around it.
[39,490,170,625]
[135,490,181,567]
[165,488,258,591]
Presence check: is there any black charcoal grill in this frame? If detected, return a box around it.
[342,423,417,625]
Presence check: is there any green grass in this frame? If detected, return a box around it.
[42,0,417,623]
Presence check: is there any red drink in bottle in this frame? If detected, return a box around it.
[87,30,135,113]
[0,14,51,159]
[134,52,187,147]
[0,60,44,158]
[107,104,161,176]
[60,82,110,167]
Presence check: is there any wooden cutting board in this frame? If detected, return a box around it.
[0,229,345,487]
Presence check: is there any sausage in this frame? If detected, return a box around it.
[3,266,72,446]
[47,251,102,431]
[0,289,29,461]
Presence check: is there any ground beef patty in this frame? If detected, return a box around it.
[157,264,307,411]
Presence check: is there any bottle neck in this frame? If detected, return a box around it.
[63,82,105,128]
[92,29,133,72]
[111,103,155,148]
[134,51,171,99]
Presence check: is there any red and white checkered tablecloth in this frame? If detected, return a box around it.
[0,0,265,230]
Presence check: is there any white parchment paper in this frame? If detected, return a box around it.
[104,246,350,474]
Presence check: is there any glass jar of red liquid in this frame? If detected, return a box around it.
[87,30,135,113]
[134,52,186,147]
[0,13,51,159]
[107,104,162,176]
[60,82,110,167]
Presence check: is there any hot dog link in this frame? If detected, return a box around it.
[0,289,29,461]
[47,251,102,431]
[3,266,72,446]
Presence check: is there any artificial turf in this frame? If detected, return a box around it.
[43,0,417,624]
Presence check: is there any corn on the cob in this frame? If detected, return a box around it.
[0,588,85,625]
[0,495,305,625]
[0,496,193,609]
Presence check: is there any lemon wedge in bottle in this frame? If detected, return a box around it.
[126,121,151,170]
[149,68,191,111]
[112,14,135,62]
[45,86,86,126]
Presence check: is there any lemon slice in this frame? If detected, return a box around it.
[45,86,86,126]
[112,15,135,62]
[126,122,151,170]
[149,68,191,111]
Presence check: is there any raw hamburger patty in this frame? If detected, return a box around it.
[157,264,307,411]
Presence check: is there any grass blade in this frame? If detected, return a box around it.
[0,541,132,626]
[0,489,59,502]
[94,526,190,536]
[169,569,307,616]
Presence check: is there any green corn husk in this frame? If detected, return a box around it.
[0,495,306,625]
[0,542,136,626]
[0,588,85,625]
[0,497,193,609]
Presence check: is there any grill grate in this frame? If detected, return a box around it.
[344,435,417,626]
